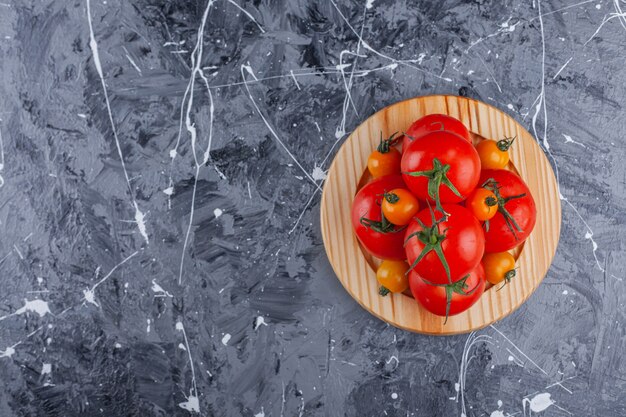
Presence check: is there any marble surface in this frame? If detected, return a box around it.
[0,0,625,416]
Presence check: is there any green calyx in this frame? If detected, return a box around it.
[481,178,526,239]
[423,274,479,324]
[360,201,406,234]
[404,205,451,283]
[376,131,400,153]
[403,158,461,215]
[497,136,516,152]
[383,192,400,204]
[379,286,390,296]
[496,269,517,292]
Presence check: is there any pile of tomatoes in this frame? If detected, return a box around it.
[351,114,537,321]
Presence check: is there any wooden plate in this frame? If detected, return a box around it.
[320,95,561,335]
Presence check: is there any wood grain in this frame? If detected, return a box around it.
[320,95,561,335]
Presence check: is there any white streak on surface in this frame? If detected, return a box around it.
[531,1,609,276]
[86,0,149,244]
[176,320,200,413]
[289,70,301,90]
[584,9,626,45]
[226,0,265,33]
[122,46,142,74]
[221,333,231,345]
[82,251,138,307]
[552,57,573,79]
[176,0,219,286]
[0,127,5,188]
[477,54,503,93]
[240,64,322,191]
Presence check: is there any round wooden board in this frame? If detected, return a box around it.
[320,95,561,335]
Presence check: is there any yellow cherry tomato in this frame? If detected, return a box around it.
[476,137,515,170]
[482,252,516,286]
[382,188,420,226]
[376,260,409,295]
[368,132,402,178]
[466,188,498,221]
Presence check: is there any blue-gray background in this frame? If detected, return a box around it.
[0,0,625,416]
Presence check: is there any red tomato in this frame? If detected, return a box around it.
[480,170,537,253]
[401,131,481,214]
[409,262,485,320]
[351,175,407,260]
[404,204,484,285]
[402,114,471,153]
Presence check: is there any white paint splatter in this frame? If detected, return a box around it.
[221,333,231,345]
[366,0,375,9]
[254,408,265,417]
[178,343,187,351]
[178,395,200,413]
[146,319,151,333]
[114,343,122,349]
[151,280,173,298]
[254,316,268,330]
[41,363,52,375]
[214,208,223,218]
[0,346,16,358]
[562,134,586,148]
[523,392,554,414]
[311,165,326,181]
[162,187,174,196]
[0,299,51,322]
[391,392,398,399]
[490,411,505,417]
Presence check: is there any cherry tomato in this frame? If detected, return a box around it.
[368,133,402,178]
[376,260,410,295]
[409,262,485,321]
[401,131,481,214]
[482,252,516,286]
[381,188,420,226]
[466,188,498,221]
[351,175,407,260]
[404,204,485,285]
[402,114,471,153]
[479,170,536,253]
[475,138,515,170]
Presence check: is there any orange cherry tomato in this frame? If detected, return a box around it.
[466,188,498,221]
[368,133,402,178]
[475,137,515,170]
[482,252,516,286]
[381,188,420,226]
[377,260,409,295]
